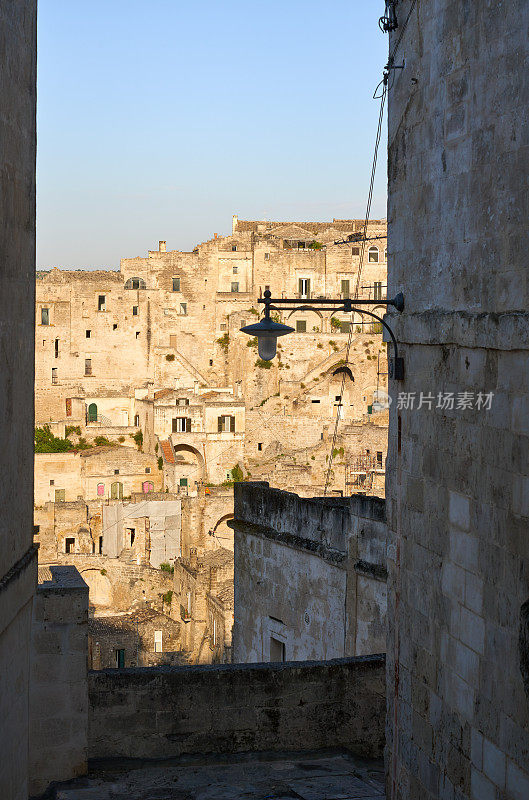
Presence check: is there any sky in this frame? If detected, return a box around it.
[37,1,389,269]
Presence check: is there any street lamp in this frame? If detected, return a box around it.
[240,289,405,379]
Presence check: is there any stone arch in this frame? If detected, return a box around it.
[80,568,112,607]
[173,443,206,481]
[286,307,323,333]
[212,513,235,551]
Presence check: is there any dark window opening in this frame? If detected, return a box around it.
[217,415,235,433]
[341,280,350,299]
[113,324,117,330]
[377,451,383,466]
[270,637,286,662]
[135,331,140,338]
[115,649,125,669]
[133,306,138,316]
[41,307,49,325]
[173,417,191,433]
[98,295,106,311]
[209,359,213,366]
[341,321,351,334]
[145,467,151,474]
[98,536,103,555]
[352,247,359,255]
[134,414,140,426]
[114,469,119,475]
[86,330,91,338]
[231,282,239,293]
[65,537,75,553]
[312,399,320,404]
[258,443,263,451]
[180,478,188,487]
[51,367,58,384]
[232,245,237,252]
[172,277,180,292]
[85,358,92,376]
[49,479,54,486]
[54,339,59,358]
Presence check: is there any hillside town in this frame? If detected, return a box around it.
[33,216,389,665]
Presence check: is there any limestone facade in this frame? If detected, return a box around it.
[386,2,529,799]
[232,482,387,663]
[0,2,37,797]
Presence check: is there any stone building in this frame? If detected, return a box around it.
[0,2,37,797]
[232,482,387,663]
[88,607,183,669]
[384,2,529,799]
[34,445,161,505]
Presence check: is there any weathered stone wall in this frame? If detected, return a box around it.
[88,655,386,761]
[232,483,387,663]
[29,566,89,797]
[0,1,37,797]
[386,2,529,799]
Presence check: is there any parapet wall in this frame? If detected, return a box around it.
[88,655,385,762]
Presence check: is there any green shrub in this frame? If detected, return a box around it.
[330,317,341,330]
[118,436,125,443]
[35,425,74,453]
[100,569,107,576]
[133,431,143,450]
[160,562,174,574]
[65,425,81,437]
[255,358,272,369]
[162,590,173,604]
[246,337,258,348]
[157,456,164,470]
[165,353,175,361]
[216,333,230,352]
[94,435,116,447]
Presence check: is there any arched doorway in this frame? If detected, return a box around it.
[81,568,112,607]
[88,402,98,422]
[173,443,206,484]
[142,481,154,493]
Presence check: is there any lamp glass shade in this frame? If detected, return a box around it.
[257,333,277,361]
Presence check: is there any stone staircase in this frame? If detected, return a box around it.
[159,438,175,464]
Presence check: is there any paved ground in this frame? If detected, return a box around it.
[52,751,385,799]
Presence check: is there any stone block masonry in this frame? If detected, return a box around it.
[88,655,385,762]
[29,566,89,797]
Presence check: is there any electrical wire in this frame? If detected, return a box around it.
[323,82,388,497]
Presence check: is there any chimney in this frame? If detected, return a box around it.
[159,240,166,252]
[232,214,238,235]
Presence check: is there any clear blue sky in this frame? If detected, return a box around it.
[37,1,389,269]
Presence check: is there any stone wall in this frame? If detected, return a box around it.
[29,566,89,797]
[386,2,529,799]
[88,655,385,762]
[232,482,387,663]
[0,1,37,797]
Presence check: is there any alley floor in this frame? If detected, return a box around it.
[52,750,385,800]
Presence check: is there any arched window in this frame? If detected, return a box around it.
[124,277,146,290]
[368,246,379,263]
[88,403,98,422]
[97,483,105,497]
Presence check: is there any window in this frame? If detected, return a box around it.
[135,331,140,338]
[180,478,188,487]
[132,306,138,316]
[86,330,91,338]
[49,479,55,486]
[65,536,75,553]
[209,359,213,366]
[145,467,151,474]
[341,321,351,334]
[98,295,106,311]
[172,277,181,292]
[97,482,104,497]
[233,265,238,274]
[115,649,125,669]
[217,415,235,433]
[220,324,227,331]
[98,536,103,554]
[374,282,383,300]
[113,323,118,330]
[143,481,154,493]
[368,246,379,263]
[299,278,310,299]
[154,630,163,653]
[311,399,320,404]
[124,277,146,290]
[270,637,286,662]
[134,414,140,426]
[114,469,119,475]
[126,527,136,546]
[296,320,306,333]
[351,247,359,256]
[85,358,92,376]
[377,451,383,466]
[258,443,263,451]
[231,282,239,293]
[54,339,59,358]
[177,398,190,406]
[179,303,187,315]
[264,253,270,260]
[87,402,97,422]
[41,307,49,325]
[335,395,342,401]
[341,279,350,298]
[51,367,58,384]
[231,245,237,252]
[111,481,123,499]
[173,417,191,433]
